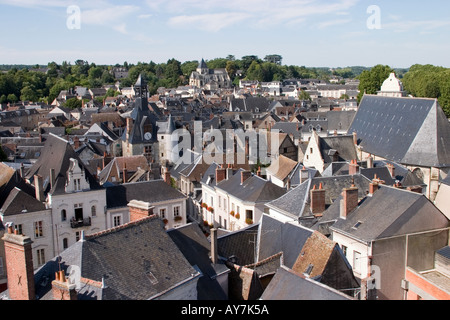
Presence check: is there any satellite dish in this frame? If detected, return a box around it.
[144,132,152,141]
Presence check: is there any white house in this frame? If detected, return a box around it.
[24,134,108,256]
[201,165,286,231]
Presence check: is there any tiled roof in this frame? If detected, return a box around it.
[330,185,449,242]
[35,216,200,300]
[218,169,287,203]
[260,266,352,300]
[106,180,186,209]
[24,133,101,195]
[0,187,47,216]
[348,95,450,167]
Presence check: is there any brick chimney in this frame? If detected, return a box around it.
[310,183,326,214]
[2,224,36,300]
[340,185,359,219]
[128,200,155,222]
[52,270,77,300]
[241,170,252,184]
[369,174,386,195]
[216,165,226,183]
[34,174,44,202]
[369,181,379,195]
[349,159,360,175]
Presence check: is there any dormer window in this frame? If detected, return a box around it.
[66,158,90,193]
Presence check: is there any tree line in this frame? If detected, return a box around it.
[1,56,449,117]
[357,64,450,117]
[0,55,365,106]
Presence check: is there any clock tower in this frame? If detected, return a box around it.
[122,74,160,162]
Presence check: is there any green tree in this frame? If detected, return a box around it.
[64,97,82,109]
[226,61,237,79]
[7,94,18,103]
[357,64,393,103]
[165,59,183,88]
[20,85,38,102]
[246,61,264,82]
[298,90,311,101]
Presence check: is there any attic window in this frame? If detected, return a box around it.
[353,221,363,229]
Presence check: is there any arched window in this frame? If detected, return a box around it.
[61,209,67,222]
[91,205,97,217]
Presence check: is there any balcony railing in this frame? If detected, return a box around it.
[70,217,91,229]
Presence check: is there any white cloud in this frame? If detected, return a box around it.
[383,19,450,33]
[317,18,351,29]
[81,5,139,26]
[168,12,251,32]
[150,0,360,30]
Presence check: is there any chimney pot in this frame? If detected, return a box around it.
[349,159,360,175]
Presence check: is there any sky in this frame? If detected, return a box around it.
[0,0,449,68]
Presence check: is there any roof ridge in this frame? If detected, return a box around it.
[85,215,160,240]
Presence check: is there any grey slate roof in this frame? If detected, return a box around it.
[0,171,36,209]
[327,110,356,132]
[360,160,425,187]
[168,223,228,300]
[216,169,287,204]
[266,174,371,220]
[0,187,46,216]
[106,180,186,209]
[34,216,200,300]
[217,224,260,266]
[348,95,450,167]
[318,135,358,163]
[257,214,313,269]
[330,185,449,243]
[230,97,271,113]
[260,266,352,300]
[24,133,101,195]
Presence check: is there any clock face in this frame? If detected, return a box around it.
[144,132,152,141]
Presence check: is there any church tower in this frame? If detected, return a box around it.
[122,74,160,162]
[197,58,209,75]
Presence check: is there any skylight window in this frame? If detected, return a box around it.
[353,221,363,229]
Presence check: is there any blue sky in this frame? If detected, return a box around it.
[0,0,449,68]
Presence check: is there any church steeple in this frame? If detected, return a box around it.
[197,58,209,75]
[135,74,148,99]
